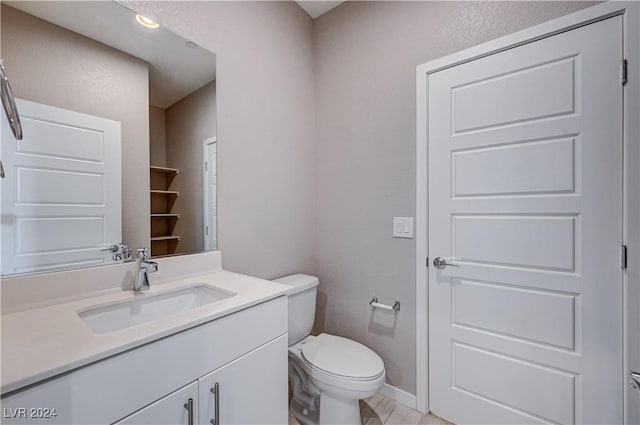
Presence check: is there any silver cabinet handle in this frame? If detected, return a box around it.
[433,256,459,269]
[631,371,640,389]
[210,383,219,425]
[183,398,194,425]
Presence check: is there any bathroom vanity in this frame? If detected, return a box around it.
[0,252,289,424]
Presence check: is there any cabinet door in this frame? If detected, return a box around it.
[114,382,198,425]
[198,335,288,425]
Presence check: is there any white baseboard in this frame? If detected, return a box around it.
[379,383,417,410]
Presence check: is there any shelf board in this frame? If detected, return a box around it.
[150,190,179,196]
[150,166,179,175]
[151,235,180,242]
[151,214,180,218]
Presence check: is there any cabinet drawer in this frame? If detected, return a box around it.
[1,296,286,424]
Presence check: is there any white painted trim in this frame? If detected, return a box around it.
[415,1,640,417]
[202,137,217,252]
[415,57,429,414]
[379,383,417,411]
[417,2,629,76]
[622,4,640,424]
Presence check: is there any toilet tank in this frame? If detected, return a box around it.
[273,274,319,345]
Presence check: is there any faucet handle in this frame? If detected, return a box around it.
[118,243,132,260]
[137,247,150,262]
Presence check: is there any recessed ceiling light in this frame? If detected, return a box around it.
[186,41,198,49]
[136,15,159,29]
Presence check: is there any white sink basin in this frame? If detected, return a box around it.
[78,285,235,334]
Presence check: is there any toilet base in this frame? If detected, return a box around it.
[319,392,361,425]
[290,357,320,425]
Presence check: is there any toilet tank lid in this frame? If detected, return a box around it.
[273,274,319,295]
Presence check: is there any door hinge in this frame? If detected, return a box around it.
[621,245,628,269]
[426,257,429,267]
[206,225,209,236]
[621,59,628,86]
[205,161,208,171]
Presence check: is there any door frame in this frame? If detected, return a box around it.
[202,136,217,251]
[415,2,640,416]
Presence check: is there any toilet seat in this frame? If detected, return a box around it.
[300,334,384,381]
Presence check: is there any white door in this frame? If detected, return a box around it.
[1,99,121,275]
[203,137,217,251]
[428,16,623,424]
[198,335,288,425]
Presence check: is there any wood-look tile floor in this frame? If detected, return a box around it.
[288,393,453,425]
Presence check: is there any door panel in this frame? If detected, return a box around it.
[428,16,623,424]
[452,278,576,349]
[452,215,576,270]
[452,137,576,197]
[451,56,577,134]
[453,343,575,425]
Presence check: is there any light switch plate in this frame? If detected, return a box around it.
[393,217,414,239]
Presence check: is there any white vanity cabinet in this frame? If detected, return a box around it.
[113,336,288,425]
[1,297,288,425]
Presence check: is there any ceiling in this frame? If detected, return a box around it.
[295,1,344,19]
[6,1,216,109]
[7,1,342,106]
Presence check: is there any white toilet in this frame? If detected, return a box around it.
[274,274,385,425]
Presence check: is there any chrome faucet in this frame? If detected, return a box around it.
[134,248,158,291]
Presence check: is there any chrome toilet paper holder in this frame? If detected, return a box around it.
[369,296,400,312]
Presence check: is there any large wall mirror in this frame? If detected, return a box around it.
[0,1,217,277]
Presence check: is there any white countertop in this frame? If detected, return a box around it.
[1,270,289,395]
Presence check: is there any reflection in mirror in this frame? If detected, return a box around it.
[0,1,217,277]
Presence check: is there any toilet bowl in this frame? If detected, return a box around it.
[289,334,385,424]
[274,274,386,425]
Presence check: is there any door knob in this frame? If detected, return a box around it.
[433,256,457,269]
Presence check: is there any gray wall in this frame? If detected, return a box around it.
[1,4,150,253]
[312,1,597,394]
[127,1,316,278]
[149,106,167,168]
[166,81,217,254]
